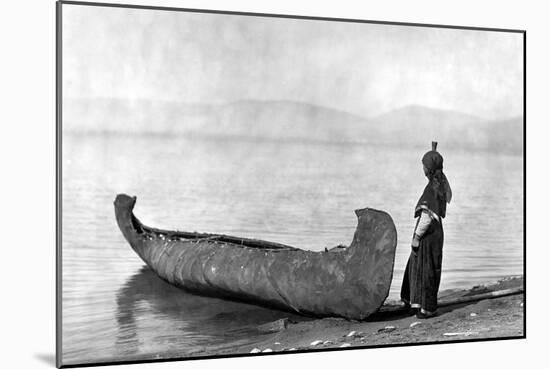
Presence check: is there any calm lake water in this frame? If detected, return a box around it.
[61,134,523,365]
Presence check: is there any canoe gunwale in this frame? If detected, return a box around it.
[130,211,301,251]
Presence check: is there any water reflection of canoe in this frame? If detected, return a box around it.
[116,266,306,359]
[114,194,397,320]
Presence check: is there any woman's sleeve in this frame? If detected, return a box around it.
[414,210,432,239]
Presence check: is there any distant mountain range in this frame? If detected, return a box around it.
[366,105,523,153]
[64,98,523,154]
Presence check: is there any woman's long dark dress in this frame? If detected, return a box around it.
[400,183,446,313]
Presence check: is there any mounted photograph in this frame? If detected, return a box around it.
[57,1,525,367]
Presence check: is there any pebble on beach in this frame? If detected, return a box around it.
[443,332,478,337]
[378,326,396,333]
[257,318,289,333]
[262,349,273,353]
[470,313,477,317]
[410,322,421,328]
[346,331,358,337]
[323,340,333,345]
[310,340,324,346]
[340,343,351,348]
[250,348,261,354]
[288,348,297,351]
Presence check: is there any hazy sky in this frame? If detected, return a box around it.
[63,4,523,119]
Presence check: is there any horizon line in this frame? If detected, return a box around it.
[63,97,524,122]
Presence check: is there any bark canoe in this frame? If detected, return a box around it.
[114,194,398,320]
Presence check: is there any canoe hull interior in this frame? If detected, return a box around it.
[114,194,397,320]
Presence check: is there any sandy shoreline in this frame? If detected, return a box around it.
[82,276,524,366]
[189,276,524,357]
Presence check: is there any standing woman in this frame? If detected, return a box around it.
[401,142,452,319]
